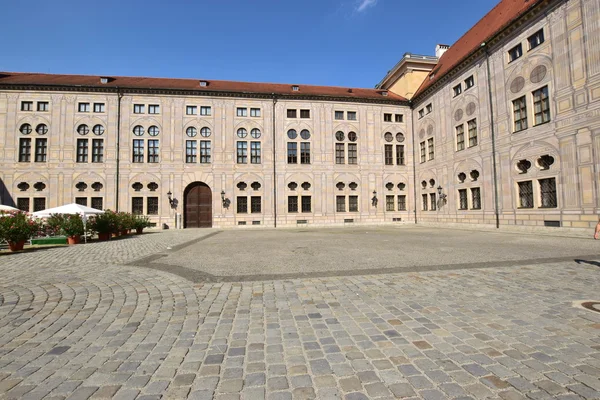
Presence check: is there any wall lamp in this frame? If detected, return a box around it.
[371,190,378,207]
[167,191,178,209]
[221,190,230,209]
[437,186,447,205]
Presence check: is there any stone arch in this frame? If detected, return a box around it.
[128,172,161,188]
[129,117,162,132]
[510,140,560,178]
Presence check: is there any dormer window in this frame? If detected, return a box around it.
[382,91,388,96]
[292,85,299,91]
[200,80,208,87]
[100,77,110,84]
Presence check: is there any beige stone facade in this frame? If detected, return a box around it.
[1,0,599,232]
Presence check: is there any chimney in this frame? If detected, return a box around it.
[435,44,450,58]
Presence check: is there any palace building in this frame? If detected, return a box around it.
[1,0,599,231]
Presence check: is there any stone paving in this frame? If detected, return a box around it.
[0,226,599,400]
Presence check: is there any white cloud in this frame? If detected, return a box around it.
[356,0,377,12]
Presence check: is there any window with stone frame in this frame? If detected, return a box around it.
[200,106,211,116]
[148,105,160,114]
[347,111,357,121]
[386,195,395,211]
[427,138,434,160]
[471,187,481,210]
[528,29,544,50]
[21,101,33,111]
[133,139,144,163]
[422,194,428,211]
[335,143,345,164]
[430,193,437,211]
[288,196,298,213]
[92,139,104,163]
[518,181,534,208]
[251,196,261,213]
[300,142,310,164]
[237,141,247,164]
[300,109,310,119]
[513,96,528,132]
[19,138,31,162]
[78,102,90,112]
[539,178,557,208]
[250,108,261,117]
[336,195,346,212]
[398,195,407,211]
[186,105,197,115]
[250,142,261,164]
[33,198,46,212]
[237,197,248,213]
[349,195,358,212]
[91,197,103,210]
[94,103,105,113]
[384,145,394,165]
[186,140,197,163]
[35,138,47,162]
[133,104,145,114]
[75,197,88,206]
[533,86,550,126]
[458,189,468,210]
[200,141,211,163]
[508,43,523,62]
[17,198,30,212]
[77,139,88,163]
[37,101,49,112]
[301,196,311,213]
[132,197,144,214]
[287,142,297,164]
[287,109,297,118]
[348,143,357,164]
[396,145,405,165]
[335,110,344,120]
[456,124,465,151]
[395,114,403,123]
[147,197,159,215]
[420,141,426,163]
[147,140,159,163]
[468,119,477,147]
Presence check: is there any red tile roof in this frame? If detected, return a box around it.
[414,0,545,99]
[0,71,407,102]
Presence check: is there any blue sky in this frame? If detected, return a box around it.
[1,0,498,88]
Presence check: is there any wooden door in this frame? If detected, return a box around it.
[184,183,212,228]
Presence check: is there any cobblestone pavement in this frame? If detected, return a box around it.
[0,227,599,400]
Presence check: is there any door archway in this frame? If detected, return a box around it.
[184,182,212,228]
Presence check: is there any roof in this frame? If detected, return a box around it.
[375,53,438,90]
[0,72,407,102]
[414,0,545,99]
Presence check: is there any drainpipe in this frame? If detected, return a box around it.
[272,95,278,228]
[410,101,418,224]
[483,43,501,229]
[115,90,122,212]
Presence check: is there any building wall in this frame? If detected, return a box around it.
[388,70,432,100]
[0,92,413,228]
[412,0,600,230]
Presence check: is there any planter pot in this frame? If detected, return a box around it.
[98,232,111,241]
[8,241,26,252]
[136,228,144,234]
[121,230,128,236]
[112,232,120,238]
[67,236,81,245]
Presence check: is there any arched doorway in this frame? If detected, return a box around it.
[184,182,212,228]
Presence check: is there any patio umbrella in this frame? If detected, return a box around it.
[32,203,105,243]
[0,205,20,213]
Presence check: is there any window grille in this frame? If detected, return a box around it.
[458,189,468,210]
[33,198,46,212]
[132,197,143,214]
[336,196,346,212]
[539,178,557,208]
[398,195,406,211]
[288,196,298,213]
[301,196,311,213]
[430,193,437,211]
[349,196,358,212]
[518,181,534,208]
[147,197,159,215]
[251,196,262,213]
[237,197,248,213]
[422,194,428,211]
[386,195,395,211]
[471,188,481,209]
[91,197,103,210]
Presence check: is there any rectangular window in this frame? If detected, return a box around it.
[148,105,160,114]
[420,141,426,163]
[528,29,544,50]
[471,188,481,210]
[147,140,159,163]
[386,195,395,211]
[77,139,88,163]
[17,198,30,212]
[335,143,345,164]
[539,178,557,208]
[430,193,437,211]
[418,109,424,119]
[336,196,346,212]
[458,189,468,210]
[347,111,357,121]
[236,107,247,117]
[301,196,311,213]
[200,140,211,163]
[250,142,261,164]
[426,103,432,114]
[508,43,523,62]
[78,102,90,112]
[465,75,474,89]
[335,110,344,120]
[287,109,297,118]
[348,143,357,165]
[384,145,394,165]
[91,197,103,210]
[237,141,247,164]
[21,101,33,111]
[287,142,297,164]
[427,138,434,160]
[300,109,310,119]
[251,196,262,213]
[92,139,103,163]
[37,101,49,111]
[35,138,47,162]
[250,108,261,117]
[186,105,197,115]
[468,119,478,147]
[456,124,465,151]
[396,145,405,165]
[132,197,144,215]
[237,197,248,213]
[398,195,407,211]
[513,96,528,132]
[33,198,46,212]
[147,197,159,215]
[186,140,197,163]
[75,197,87,206]
[200,106,211,116]
[395,114,403,123]
[19,138,31,162]
[94,103,105,113]
[533,86,550,125]
[133,139,144,163]
[300,142,310,164]
[518,181,534,208]
[453,84,462,97]
[288,196,298,213]
[383,113,392,122]
[349,196,358,212]
[422,194,428,211]
[133,104,145,114]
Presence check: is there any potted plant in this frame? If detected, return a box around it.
[133,215,152,234]
[0,211,40,251]
[46,214,66,236]
[89,212,115,241]
[61,214,85,244]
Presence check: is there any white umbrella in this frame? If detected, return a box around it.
[0,205,20,213]
[32,203,105,243]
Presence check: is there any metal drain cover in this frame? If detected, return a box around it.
[581,301,600,313]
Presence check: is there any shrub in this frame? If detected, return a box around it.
[61,214,85,237]
[46,214,66,236]
[133,215,152,231]
[89,211,116,234]
[0,211,40,243]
